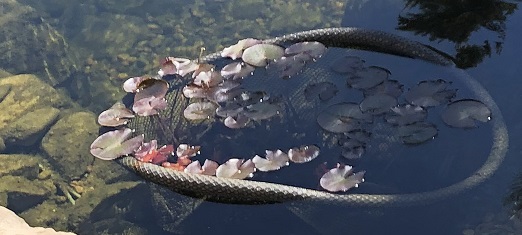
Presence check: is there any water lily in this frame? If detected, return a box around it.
[288,145,320,163]
[441,99,491,128]
[183,102,217,120]
[90,128,144,160]
[123,76,147,93]
[221,38,262,60]
[184,159,219,176]
[242,43,285,67]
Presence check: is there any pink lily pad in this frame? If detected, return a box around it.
[176,144,201,158]
[252,149,289,172]
[123,77,147,93]
[288,145,320,163]
[320,164,365,192]
[184,159,218,176]
[90,128,144,160]
[132,96,168,116]
[223,114,250,129]
[97,102,134,127]
[215,158,255,179]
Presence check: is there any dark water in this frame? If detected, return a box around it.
[16,0,522,234]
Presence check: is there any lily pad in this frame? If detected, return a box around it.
[284,41,326,59]
[242,43,285,67]
[347,66,390,89]
[404,79,457,107]
[288,145,320,163]
[215,159,255,179]
[397,122,438,145]
[359,94,397,115]
[317,103,372,133]
[441,99,491,128]
[330,55,365,74]
[385,104,427,126]
[304,82,338,101]
[319,164,365,192]
[97,102,134,127]
[90,128,144,160]
[183,102,218,120]
[363,79,404,98]
[252,149,290,172]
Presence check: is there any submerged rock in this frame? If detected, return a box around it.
[1,107,60,146]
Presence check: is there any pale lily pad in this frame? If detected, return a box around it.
[271,55,307,78]
[215,159,255,179]
[252,149,289,172]
[90,128,144,160]
[347,66,390,89]
[319,164,365,192]
[441,99,491,128]
[216,103,244,118]
[97,102,134,127]
[221,62,255,79]
[183,102,218,120]
[134,78,169,101]
[176,144,201,158]
[123,76,147,93]
[185,159,218,176]
[242,43,285,67]
[221,38,262,60]
[183,84,209,99]
[223,115,250,129]
[288,145,320,163]
[359,94,397,115]
[304,82,338,101]
[194,71,224,87]
[338,138,366,160]
[385,104,427,126]
[397,122,438,144]
[404,79,457,107]
[284,41,326,59]
[132,96,168,116]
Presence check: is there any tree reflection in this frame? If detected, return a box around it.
[397,0,518,68]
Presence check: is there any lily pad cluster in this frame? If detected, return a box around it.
[315,55,492,160]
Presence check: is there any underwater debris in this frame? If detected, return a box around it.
[90,128,144,160]
[320,164,365,192]
[441,99,491,128]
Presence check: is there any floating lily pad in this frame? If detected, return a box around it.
[242,43,285,67]
[243,102,280,120]
[223,115,250,129]
[404,79,456,107]
[123,76,147,93]
[176,144,201,158]
[319,164,365,192]
[183,102,217,120]
[90,128,144,160]
[345,129,372,143]
[183,84,209,99]
[194,71,224,87]
[221,62,255,79]
[304,82,338,101]
[216,103,244,118]
[97,102,134,127]
[397,122,438,144]
[339,139,366,159]
[363,79,404,98]
[221,38,262,60]
[359,94,397,115]
[330,55,365,74]
[132,96,168,116]
[317,103,372,133]
[441,99,491,128]
[185,159,218,176]
[271,55,307,78]
[215,159,255,179]
[134,78,169,101]
[284,41,326,59]
[385,104,427,126]
[288,145,320,163]
[347,66,390,89]
[252,149,290,172]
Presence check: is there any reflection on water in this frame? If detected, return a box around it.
[1,0,522,234]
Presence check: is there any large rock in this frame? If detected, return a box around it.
[0,0,80,86]
[0,74,75,148]
[0,206,76,235]
[41,111,98,179]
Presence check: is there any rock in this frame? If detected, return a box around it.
[0,74,76,148]
[1,107,60,146]
[41,111,98,179]
[0,0,80,86]
[0,69,11,78]
[0,154,56,214]
[0,206,76,235]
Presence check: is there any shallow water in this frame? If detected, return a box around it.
[2,0,522,234]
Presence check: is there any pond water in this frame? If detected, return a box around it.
[1,0,522,234]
